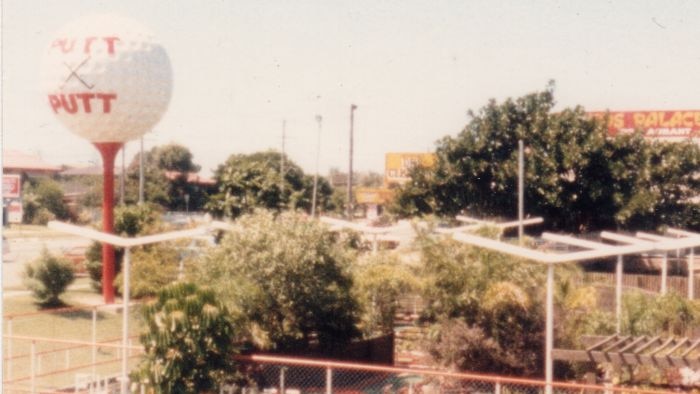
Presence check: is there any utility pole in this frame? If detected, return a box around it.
[518,140,524,244]
[347,104,357,220]
[138,136,144,205]
[281,120,286,201]
[311,115,322,217]
[120,145,125,204]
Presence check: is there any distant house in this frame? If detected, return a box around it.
[3,150,61,177]
[2,150,63,224]
[163,171,216,186]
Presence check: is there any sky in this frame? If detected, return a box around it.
[2,0,700,177]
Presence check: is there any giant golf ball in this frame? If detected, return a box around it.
[41,14,172,143]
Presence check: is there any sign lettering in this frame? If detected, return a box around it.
[589,111,700,138]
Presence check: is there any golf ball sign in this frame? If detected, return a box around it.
[42,15,172,143]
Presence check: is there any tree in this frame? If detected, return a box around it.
[132,282,239,393]
[126,144,211,211]
[195,211,360,352]
[22,178,72,224]
[353,252,420,336]
[206,151,332,218]
[24,249,75,307]
[392,82,700,232]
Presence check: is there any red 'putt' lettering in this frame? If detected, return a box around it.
[47,93,117,114]
[103,37,119,55]
[83,37,97,54]
[97,93,117,113]
[60,94,78,114]
[50,36,120,54]
[76,93,96,113]
[51,39,76,53]
[48,95,61,113]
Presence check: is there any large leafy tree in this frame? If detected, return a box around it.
[126,144,211,211]
[207,151,332,218]
[392,83,700,232]
[195,211,360,352]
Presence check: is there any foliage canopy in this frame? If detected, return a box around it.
[392,83,700,232]
[195,211,360,352]
[206,151,332,219]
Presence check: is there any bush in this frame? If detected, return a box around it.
[24,250,75,307]
[353,252,420,336]
[196,210,360,352]
[132,282,239,393]
[22,178,72,224]
[115,244,184,298]
[622,291,699,336]
[85,203,161,291]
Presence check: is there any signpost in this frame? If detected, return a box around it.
[41,14,173,303]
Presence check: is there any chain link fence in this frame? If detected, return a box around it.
[232,355,679,394]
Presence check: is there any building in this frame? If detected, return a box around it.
[384,152,436,186]
[354,152,436,219]
[2,150,62,224]
[588,110,700,142]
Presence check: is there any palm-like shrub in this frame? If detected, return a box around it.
[132,282,238,393]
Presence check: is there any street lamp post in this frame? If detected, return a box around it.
[347,104,357,220]
[311,115,322,217]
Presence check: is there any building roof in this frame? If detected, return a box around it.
[3,150,61,174]
[164,171,216,186]
[61,165,123,176]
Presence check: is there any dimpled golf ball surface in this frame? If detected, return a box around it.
[41,14,172,143]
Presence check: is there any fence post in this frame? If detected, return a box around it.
[30,340,37,394]
[495,379,502,394]
[92,306,97,379]
[616,255,623,334]
[7,317,12,381]
[279,366,287,394]
[325,366,332,394]
[689,248,695,300]
[661,252,668,295]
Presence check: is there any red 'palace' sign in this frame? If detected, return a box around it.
[588,111,700,138]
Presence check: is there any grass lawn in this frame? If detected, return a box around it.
[3,281,146,390]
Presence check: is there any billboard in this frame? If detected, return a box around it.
[589,110,700,139]
[385,153,436,185]
[3,175,21,199]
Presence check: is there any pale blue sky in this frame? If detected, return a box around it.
[3,0,699,176]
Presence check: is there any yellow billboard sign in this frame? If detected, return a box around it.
[385,153,436,185]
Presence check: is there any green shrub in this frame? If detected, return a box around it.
[132,282,239,393]
[114,244,183,298]
[353,252,420,336]
[196,210,360,352]
[24,250,75,307]
[85,204,161,291]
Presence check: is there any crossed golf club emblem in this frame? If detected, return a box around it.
[61,57,94,89]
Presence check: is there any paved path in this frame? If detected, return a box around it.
[3,236,91,289]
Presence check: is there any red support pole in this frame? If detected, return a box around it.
[93,142,123,304]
